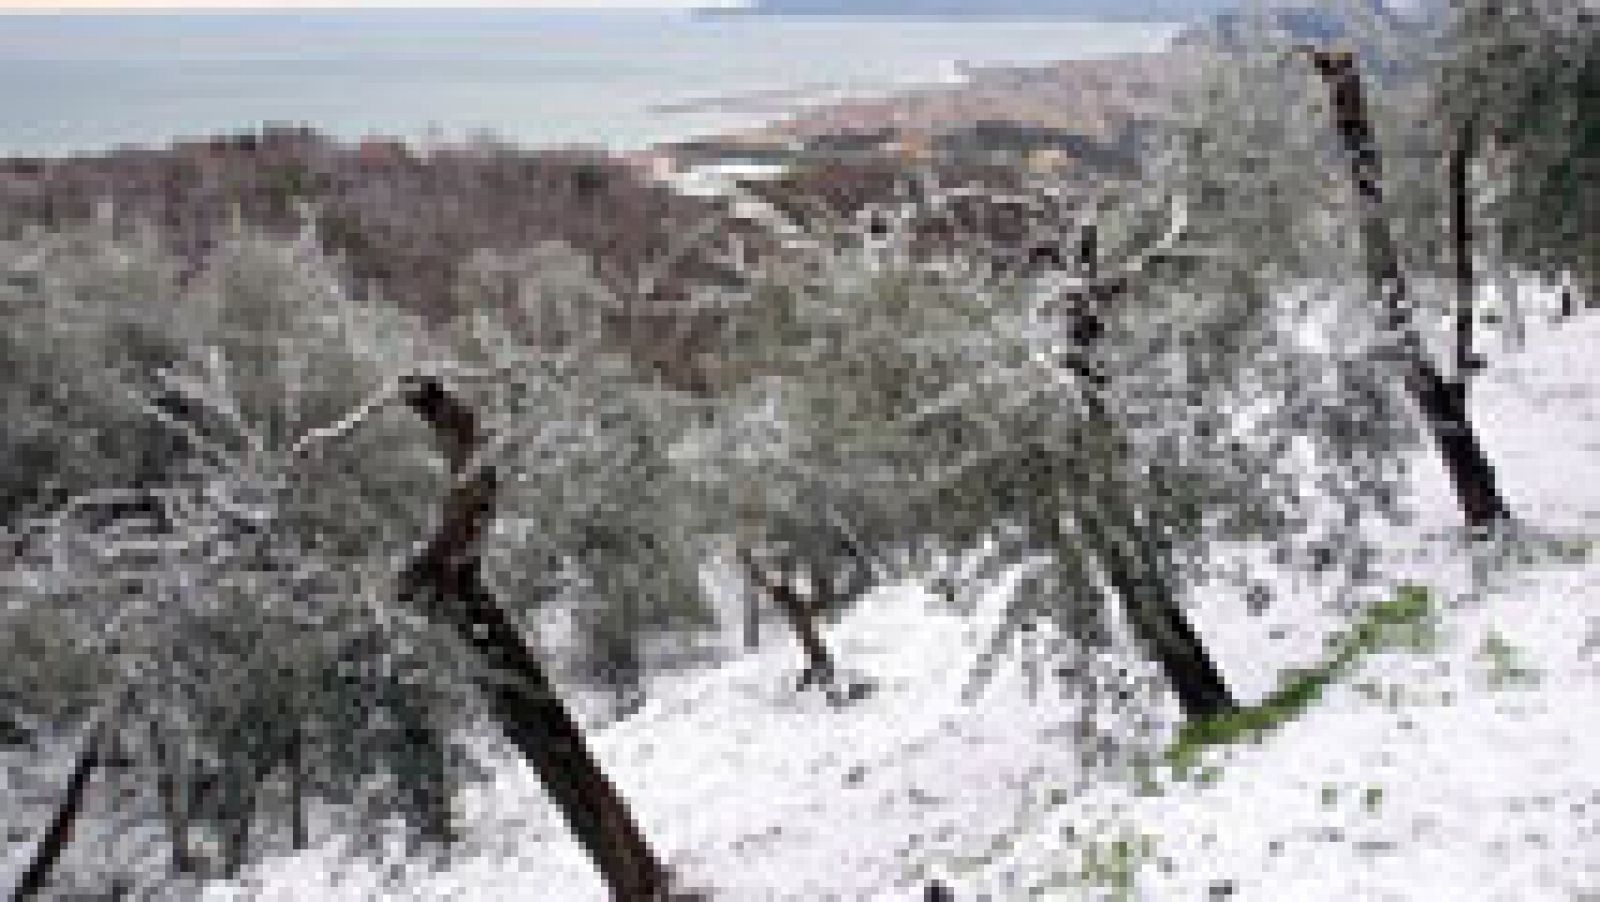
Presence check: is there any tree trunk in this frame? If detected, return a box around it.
[1308,49,1511,531]
[1048,499,1235,723]
[742,574,763,651]
[150,722,199,876]
[1450,121,1480,388]
[1108,557,1233,722]
[219,779,257,880]
[10,706,113,902]
[1060,229,1234,722]
[834,541,876,609]
[398,375,673,902]
[0,711,28,747]
[393,699,457,850]
[738,547,837,689]
[580,584,645,722]
[287,726,308,852]
[804,538,875,619]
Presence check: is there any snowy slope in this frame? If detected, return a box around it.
[935,307,1600,901]
[206,308,1598,901]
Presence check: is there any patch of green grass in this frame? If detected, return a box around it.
[1479,628,1541,689]
[1345,584,1437,654]
[1166,584,1436,773]
[1543,535,1594,564]
[1123,752,1166,798]
[1077,831,1156,900]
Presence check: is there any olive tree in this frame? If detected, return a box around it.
[1435,0,1599,303]
[1,223,472,891]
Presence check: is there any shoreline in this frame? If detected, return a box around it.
[0,21,1184,166]
[637,48,1191,178]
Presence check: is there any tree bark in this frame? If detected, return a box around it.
[1105,553,1233,721]
[578,582,645,722]
[1062,243,1235,722]
[738,548,837,689]
[742,575,763,651]
[1450,120,1479,388]
[804,537,875,619]
[150,722,199,876]
[287,726,308,852]
[1308,49,1511,531]
[1045,493,1235,723]
[10,706,114,902]
[219,779,257,879]
[393,698,456,850]
[398,375,674,902]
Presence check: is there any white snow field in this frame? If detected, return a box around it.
[179,306,1595,900]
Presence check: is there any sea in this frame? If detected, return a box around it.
[0,9,1179,158]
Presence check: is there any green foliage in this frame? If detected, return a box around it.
[446,273,720,693]
[1438,0,1600,295]
[1478,628,1541,689]
[1167,585,1436,771]
[0,222,189,516]
[1347,583,1437,654]
[0,224,479,871]
[1076,830,1157,899]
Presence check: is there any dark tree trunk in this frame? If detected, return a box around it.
[287,726,308,852]
[1056,228,1234,723]
[0,711,29,747]
[1077,221,1098,278]
[580,587,645,721]
[1111,563,1234,722]
[150,723,199,876]
[835,542,876,608]
[1309,49,1511,531]
[738,548,837,689]
[1451,121,1480,387]
[393,700,457,849]
[806,559,840,620]
[805,537,875,619]
[219,779,257,880]
[11,708,113,902]
[742,575,763,651]
[398,375,674,902]
[1398,353,1511,528]
[1046,502,1234,723]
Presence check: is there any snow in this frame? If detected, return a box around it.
[175,309,1600,898]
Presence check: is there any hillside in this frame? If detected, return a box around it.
[195,289,1600,901]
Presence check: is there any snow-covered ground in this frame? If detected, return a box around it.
[6,299,1592,900]
[188,301,1600,899]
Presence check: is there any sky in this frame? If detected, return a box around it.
[0,0,730,11]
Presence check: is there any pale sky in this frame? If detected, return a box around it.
[0,0,731,11]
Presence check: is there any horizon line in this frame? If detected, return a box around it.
[0,2,744,15]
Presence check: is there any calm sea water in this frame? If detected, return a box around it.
[0,10,1177,157]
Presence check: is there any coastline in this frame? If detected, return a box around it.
[0,9,1180,162]
[636,46,1192,180]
